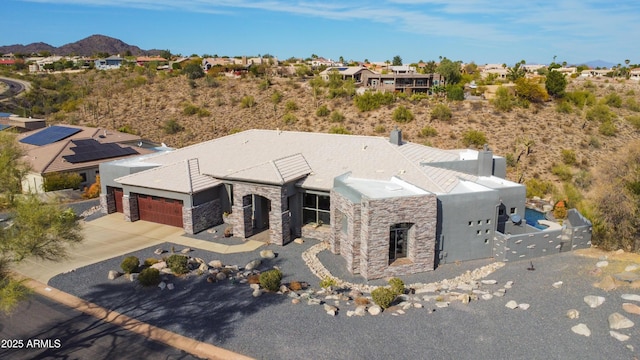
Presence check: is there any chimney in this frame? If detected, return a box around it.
[390,127,402,146]
[477,144,493,176]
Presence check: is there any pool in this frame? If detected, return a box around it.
[525,208,549,230]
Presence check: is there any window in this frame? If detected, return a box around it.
[478,220,482,225]
[79,172,87,183]
[510,207,517,214]
[389,223,411,264]
[303,193,330,225]
[476,230,481,236]
[468,221,473,226]
[486,219,491,224]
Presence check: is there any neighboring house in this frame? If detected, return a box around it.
[17,125,157,193]
[0,113,46,132]
[319,66,376,83]
[94,56,124,70]
[361,72,444,94]
[136,56,168,68]
[310,57,342,68]
[630,68,640,81]
[99,129,591,280]
[580,69,613,78]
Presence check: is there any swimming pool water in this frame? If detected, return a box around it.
[525,208,549,230]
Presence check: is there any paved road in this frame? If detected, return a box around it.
[0,76,30,100]
[0,293,201,360]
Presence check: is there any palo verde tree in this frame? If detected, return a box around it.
[436,57,462,85]
[0,133,84,313]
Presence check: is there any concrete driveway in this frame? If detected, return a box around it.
[13,213,264,284]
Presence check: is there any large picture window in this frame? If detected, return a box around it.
[303,193,330,225]
[389,223,412,264]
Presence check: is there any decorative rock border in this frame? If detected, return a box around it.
[302,241,506,294]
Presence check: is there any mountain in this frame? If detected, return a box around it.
[0,35,158,57]
[582,59,615,69]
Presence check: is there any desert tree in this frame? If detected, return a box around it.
[545,70,568,98]
[392,55,403,66]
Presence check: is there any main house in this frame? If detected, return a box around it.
[99,129,591,279]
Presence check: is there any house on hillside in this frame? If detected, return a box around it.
[17,125,158,193]
[0,113,46,132]
[98,129,591,279]
[319,66,376,83]
[94,56,124,70]
[630,68,640,81]
[361,72,444,94]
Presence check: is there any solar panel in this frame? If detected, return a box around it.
[63,139,139,163]
[19,126,81,146]
[0,112,13,118]
[0,124,10,131]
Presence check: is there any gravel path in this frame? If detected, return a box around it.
[48,240,640,360]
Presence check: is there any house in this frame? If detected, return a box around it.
[319,67,376,83]
[17,125,157,193]
[0,113,46,132]
[94,56,124,70]
[580,69,613,78]
[310,57,342,68]
[361,72,444,94]
[630,68,640,81]
[99,129,591,280]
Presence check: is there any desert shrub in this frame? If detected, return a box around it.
[258,79,271,91]
[316,105,330,117]
[271,91,283,104]
[259,269,283,291]
[446,85,465,101]
[328,126,351,134]
[240,95,256,109]
[144,258,159,267]
[553,201,568,219]
[525,178,555,198]
[82,175,100,199]
[552,164,573,181]
[585,104,613,123]
[420,125,438,137]
[371,287,396,309]
[574,170,593,189]
[118,125,136,134]
[491,86,516,112]
[330,110,345,123]
[43,172,82,192]
[555,101,572,114]
[138,268,161,286]
[163,119,184,134]
[182,103,199,115]
[515,78,549,103]
[285,100,298,111]
[374,125,386,133]
[430,103,452,121]
[392,105,414,123]
[354,91,395,111]
[388,277,405,296]
[461,130,487,148]
[319,277,338,289]
[565,90,596,108]
[588,136,601,148]
[505,153,516,167]
[561,149,577,165]
[121,256,140,274]
[604,93,622,108]
[625,98,640,112]
[599,120,617,136]
[282,113,298,125]
[409,92,429,102]
[166,254,189,275]
[627,115,640,130]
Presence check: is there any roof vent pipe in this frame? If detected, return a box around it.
[390,127,402,146]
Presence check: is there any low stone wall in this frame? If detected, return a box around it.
[183,199,222,234]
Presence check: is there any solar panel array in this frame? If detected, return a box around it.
[19,126,81,146]
[63,139,139,163]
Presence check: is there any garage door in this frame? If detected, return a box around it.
[136,194,183,228]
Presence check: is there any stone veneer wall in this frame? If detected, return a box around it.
[182,199,222,234]
[122,194,139,222]
[100,193,116,214]
[302,224,330,242]
[359,194,437,280]
[228,182,290,245]
[329,189,362,274]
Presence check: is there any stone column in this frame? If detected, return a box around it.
[122,195,139,222]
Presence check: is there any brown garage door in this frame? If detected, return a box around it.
[112,187,124,213]
[136,194,183,228]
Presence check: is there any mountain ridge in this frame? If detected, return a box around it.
[0,34,159,57]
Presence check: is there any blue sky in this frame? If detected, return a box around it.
[3,0,639,66]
